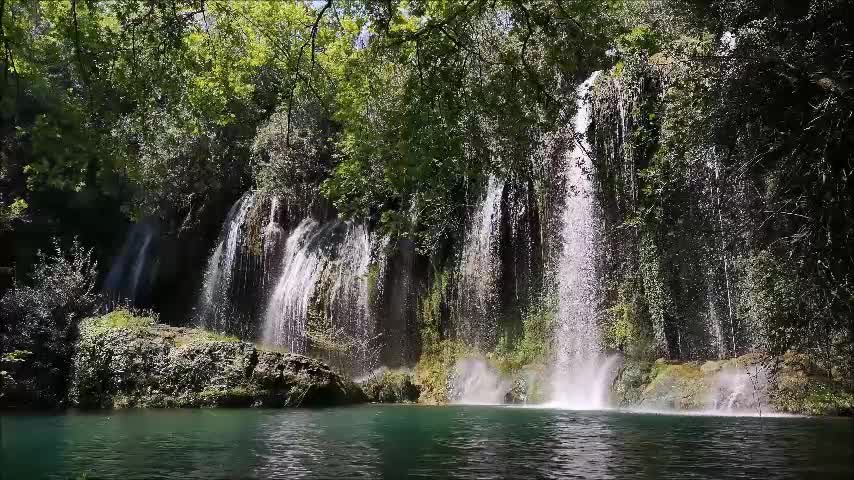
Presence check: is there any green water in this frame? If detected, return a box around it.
[1,406,852,479]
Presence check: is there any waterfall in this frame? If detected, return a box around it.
[261,218,375,374]
[104,222,158,306]
[455,176,505,348]
[197,191,258,331]
[329,222,373,356]
[261,218,328,353]
[551,72,618,409]
[262,196,285,288]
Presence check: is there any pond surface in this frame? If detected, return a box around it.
[2,405,853,479]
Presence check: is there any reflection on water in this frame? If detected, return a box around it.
[544,412,615,479]
[1,406,853,479]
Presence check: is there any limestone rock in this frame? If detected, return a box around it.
[69,318,365,408]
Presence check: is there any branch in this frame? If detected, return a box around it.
[552,0,585,34]
[380,0,482,50]
[1,0,7,100]
[70,0,92,106]
[287,0,332,148]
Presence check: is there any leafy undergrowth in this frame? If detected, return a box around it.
[359,369,420,403]
[769,352,854,416]
[414,340,471,404]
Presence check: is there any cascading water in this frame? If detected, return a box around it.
[262,196,285,288]
[261,218,375,374]
[261,218,328,353]
[104,222,158,306]
[197,191,258,331]
[327,222,373,363]
[455,176,505,348]
[550,72,618,409]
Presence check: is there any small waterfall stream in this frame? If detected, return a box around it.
[261,218,375,374]
[455,176,505,348]
[551,72,618,409]
[261,218,330,353]
[197,191,258,331]
[104,222,158,306]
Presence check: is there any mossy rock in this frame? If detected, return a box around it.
[358,369,420,403]
[69,311,365,409]
[768,352,854,416]
[414,340,471,404]
[618,352,852,416]
[613,358,654,406]
[639,360,710,410]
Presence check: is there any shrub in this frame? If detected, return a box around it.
[359,369,420,403]
[0,239,100,406]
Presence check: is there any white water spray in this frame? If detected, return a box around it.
[450,357,511,405]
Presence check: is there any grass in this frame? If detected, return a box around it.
[189,330,240,343]
[257,344,290,354]
[86,309,242,347]
[85,309,155,334]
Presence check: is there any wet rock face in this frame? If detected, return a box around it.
[69,320,365,408]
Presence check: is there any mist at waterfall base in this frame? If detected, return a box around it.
[450,357,512,405]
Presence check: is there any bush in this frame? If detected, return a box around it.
[414,339,470,404]
[492,299,555,375]
[359,369,420,403]
[0,239,100,407]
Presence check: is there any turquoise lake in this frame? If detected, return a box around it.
[2,405,853,479]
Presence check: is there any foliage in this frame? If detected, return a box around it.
[602,278,656,360]
[493,298,555,374]
[419,267,451,352]
[86,309,155,334]
[322,0,621,250]
[414,339,470,404]
[0,197,26,231]
[0,238,100,406]
[358,368,420,403]
[591,0,854,378]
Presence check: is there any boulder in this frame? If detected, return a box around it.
[69,316,364,408]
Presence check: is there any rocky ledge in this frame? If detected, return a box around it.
[69,312,364,408]
[613,352,854,416]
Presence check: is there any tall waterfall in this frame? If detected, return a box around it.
[104,222,158,306]
[455,176,505,348]
[261,218,375,374]
[551,72,616,408]
[197,191,258,331]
